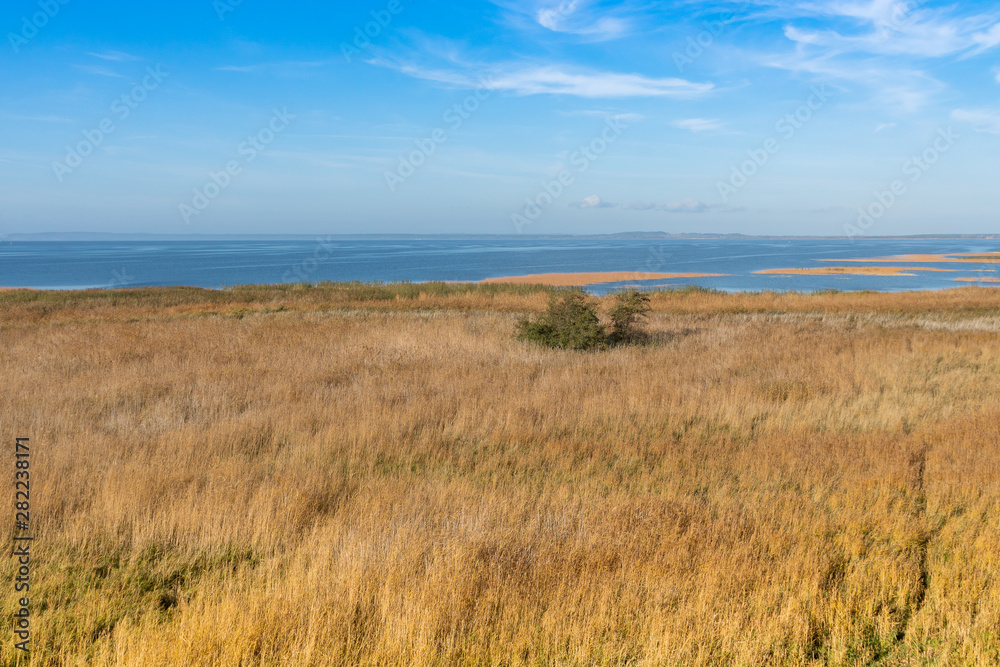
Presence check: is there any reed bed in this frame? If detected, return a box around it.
[1,284,999,665]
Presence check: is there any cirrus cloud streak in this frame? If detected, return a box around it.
[571,195,710,212]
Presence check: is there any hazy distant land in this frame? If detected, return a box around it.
[4,232,1000,242]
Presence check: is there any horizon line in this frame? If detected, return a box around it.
[5,232,1000,242]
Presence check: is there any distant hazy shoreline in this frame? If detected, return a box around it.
[4,232,1000,242]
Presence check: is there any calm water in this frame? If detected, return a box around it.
[1,239,998,293]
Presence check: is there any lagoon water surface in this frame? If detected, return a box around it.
[1,238,998,293]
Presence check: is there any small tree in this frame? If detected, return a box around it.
[518,290,606,350]
[608,289,651,345]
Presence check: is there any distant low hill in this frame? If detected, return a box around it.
[3,232,1000,242]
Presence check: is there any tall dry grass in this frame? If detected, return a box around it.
[1,284,999,666]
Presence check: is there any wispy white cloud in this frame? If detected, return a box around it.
[764,50,942,112]
[572,194,615,209]
[970,22,1000,54]
[571,196,710,212]
[874,122,896,133]
[781,12,999,58]
[214,61,329,74]
[0,113,72,123]
[488,0,633,41]
[951,108,1000,134]
[672,118,725,133]
[537,0,580,30]
[753,1,1000,111]
[370,54,713,98]
[87,51,138,62]
[493,66,712,97]
[72,64,126,78]
[772,1,1000,54]
[536,0,628,40]
[624,199,710,213]
[561,110,645,122]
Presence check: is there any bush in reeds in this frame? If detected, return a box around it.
[517,290,607,350]
[608,289,652,345]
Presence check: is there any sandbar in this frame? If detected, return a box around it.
[756,266,955,277]
[820,252,1000,264]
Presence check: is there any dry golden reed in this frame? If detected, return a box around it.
[2,283,1000,666]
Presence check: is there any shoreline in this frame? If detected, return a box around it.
[3,278,999,293]
[480,272,728,286]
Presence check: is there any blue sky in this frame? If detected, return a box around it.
[1,0,999,236]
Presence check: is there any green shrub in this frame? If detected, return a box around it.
[517,290,607,350]
[608,289,652,345]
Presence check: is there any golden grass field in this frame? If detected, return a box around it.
[2,283,1000,666]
